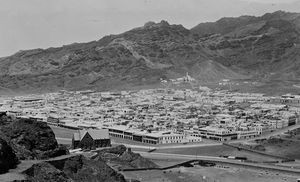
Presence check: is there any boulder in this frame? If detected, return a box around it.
[0,118,69,160]
[23,162,73,182]
[96,145,158,169]
[0,137,19,174]
[99,145,127,155]
[48,155,126,182]
[119,150,158,169]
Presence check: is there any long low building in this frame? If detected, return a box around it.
[12,97,45,108]
[103,125,201,145]
[192,126,262,141]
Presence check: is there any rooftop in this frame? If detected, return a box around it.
[73,129,110,141]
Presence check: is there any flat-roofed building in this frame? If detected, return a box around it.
[268,95,300,106]
[237,129,262,139]
[13,97,45,109]
[195,126,237,141]
[104,126,200,145]
[6,110,23,118]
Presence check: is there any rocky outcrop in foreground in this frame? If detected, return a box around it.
[0,114,153,182]
[21,146,154,181]
[23,162,72,182]
[23,155,126,182]
[0,137,19,174]
[0,118,69,160]
[96,145,158,169]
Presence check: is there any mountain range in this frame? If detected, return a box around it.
[1,10,300,95]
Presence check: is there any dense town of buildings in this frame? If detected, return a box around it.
[0,87,299,145]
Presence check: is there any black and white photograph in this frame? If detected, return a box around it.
[1,0,300,181]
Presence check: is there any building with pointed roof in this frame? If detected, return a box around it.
[72,129,111,149]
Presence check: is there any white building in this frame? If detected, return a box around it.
[104,126,201,145]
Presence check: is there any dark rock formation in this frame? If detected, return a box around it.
[50,155,126,182]
[96,145,158,169]
[0,112,12,126]
[99,145,127,155]
[0,118,69,160]
[23,155,126,182]
[119,150,158,169]
[23,162,73,182]
[0,137,19,174]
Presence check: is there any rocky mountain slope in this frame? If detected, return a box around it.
[1,11,300,94]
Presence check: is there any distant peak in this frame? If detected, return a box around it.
[143,20,171,28]
[159,20,170,26]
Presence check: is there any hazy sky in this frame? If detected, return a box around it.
[0,0,300,57]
